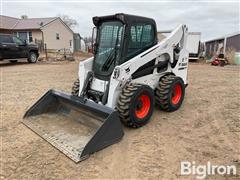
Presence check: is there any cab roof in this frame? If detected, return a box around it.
[92,13,156,27]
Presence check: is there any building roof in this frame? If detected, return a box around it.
[0,15,58,30]
[205,31,240,43]
[14,17,57,30]
[0,15,19,29]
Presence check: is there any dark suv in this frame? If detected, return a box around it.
[0,34,39,63]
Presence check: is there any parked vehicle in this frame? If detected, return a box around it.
[211,54,229,66]
[0,34,39,63]
[186,32,202,61]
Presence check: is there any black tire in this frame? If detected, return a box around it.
[155,75,185,112]
[27,51,38,63]
[10,60,18,63]
[117,83,155,128]
[71,79,80,96]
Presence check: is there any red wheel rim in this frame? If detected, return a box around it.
[171,84,182,105]
[135,95,151,119]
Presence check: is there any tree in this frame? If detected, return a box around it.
[58,14,78,28]
[83,37,92,44]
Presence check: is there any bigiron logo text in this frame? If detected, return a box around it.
[180,161,237,179]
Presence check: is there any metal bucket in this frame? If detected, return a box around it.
[22,89,124,162]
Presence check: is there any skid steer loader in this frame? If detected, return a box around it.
[23,13,189,162]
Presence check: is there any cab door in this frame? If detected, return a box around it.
[0,34,18,59]
[12,36,28,58]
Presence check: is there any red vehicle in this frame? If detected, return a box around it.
[211,54,228,66]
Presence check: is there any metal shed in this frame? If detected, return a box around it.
[73,33,81,52]
[205,32,240,64]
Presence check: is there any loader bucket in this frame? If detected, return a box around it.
[22,89,124,163]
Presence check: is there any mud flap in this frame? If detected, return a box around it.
[22,89,124,163]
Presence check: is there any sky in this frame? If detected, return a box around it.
[1,0,239,41]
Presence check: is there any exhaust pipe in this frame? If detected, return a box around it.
[22,89,124,162]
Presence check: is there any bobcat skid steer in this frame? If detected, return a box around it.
[23,13,189,162]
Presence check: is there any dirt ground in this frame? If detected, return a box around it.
[1,59,239,179]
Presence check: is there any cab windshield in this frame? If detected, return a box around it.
[93,21,123,78]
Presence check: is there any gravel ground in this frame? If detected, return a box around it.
[1,60,239,179]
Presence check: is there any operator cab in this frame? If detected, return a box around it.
[92,13,158,80]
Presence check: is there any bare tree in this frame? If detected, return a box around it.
[58,14,78,28]
[83,37,92,44]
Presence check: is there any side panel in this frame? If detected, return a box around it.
[78,57,94,95]
[172,27,189,84]
[90,78,108,92]
[105,77,122,108]
[172,48,189,85]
